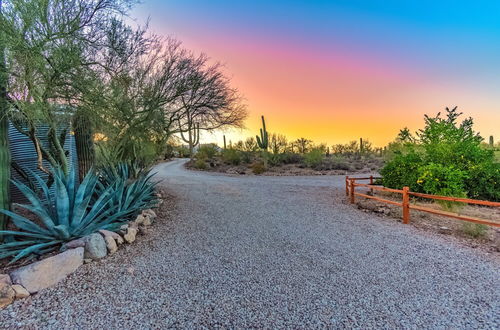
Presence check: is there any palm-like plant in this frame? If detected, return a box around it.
[0,167,131,263]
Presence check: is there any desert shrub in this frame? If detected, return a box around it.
[251,162,266,174]
[268,153,283,166]
[381,108,500,201]
[380,147,424,190]
[222,149,241,165]
[194,158,207,170]
[197,144,218,160]
[280,152,303,164]
[176,146,190,158]
[462,223,487,238]
[317,156,351,171]
[240,151,253,164]
[465,162,500,201]
[303,148,324,168]
[416,163,467,210]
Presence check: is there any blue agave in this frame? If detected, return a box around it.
[0,167,133,263]
[96,163,158,217]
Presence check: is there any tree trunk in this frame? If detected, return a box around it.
[0,0,11,237]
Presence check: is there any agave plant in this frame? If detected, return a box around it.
[0,167,131,263]
[96,163,158,219]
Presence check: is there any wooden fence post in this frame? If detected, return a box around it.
[345,176,349,196]
[402,186,410,224]
[369,175,374,195]
[350,179,355,204]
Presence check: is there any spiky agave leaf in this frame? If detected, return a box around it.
[0,167,115,263]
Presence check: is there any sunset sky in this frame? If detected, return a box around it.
[131,1,500,147]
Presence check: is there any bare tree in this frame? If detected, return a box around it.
[175,55,247,156]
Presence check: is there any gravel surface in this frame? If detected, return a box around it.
[1,158,499,328]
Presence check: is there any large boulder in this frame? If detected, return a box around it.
[10,248,84,294]
[84,233,107,260]
[0,274,15,309]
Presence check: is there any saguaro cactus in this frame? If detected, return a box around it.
[489,135,494,147]
[223,135,227,150]
[359,137,364,154]
[179,120,200,157]
[0,0,10,235]
[256,115,269,167]
[73,109,95,181]
[256,115,269,150]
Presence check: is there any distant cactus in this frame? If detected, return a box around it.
[256,115,269,168]
[223,135,227,150]
[256,115,268,150]
[359,138,363,154]
[179,120,200,158]
[489,135,494,147]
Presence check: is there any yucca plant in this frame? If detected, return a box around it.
[0,167,131,263]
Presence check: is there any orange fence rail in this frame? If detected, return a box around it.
[345,176,500,227]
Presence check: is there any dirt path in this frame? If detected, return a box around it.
[1,159,499,328]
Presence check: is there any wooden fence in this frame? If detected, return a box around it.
[345,176,500,227]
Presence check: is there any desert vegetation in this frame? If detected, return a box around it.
[0,0,246,263]
[189,116,385,175]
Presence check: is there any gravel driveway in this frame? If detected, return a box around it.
[2,158,499,328]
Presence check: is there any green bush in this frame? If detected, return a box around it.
[251,162,266,174]
[381,108,500,201]
[194,158,208,170]
[416,163,467,210]
[280,152,303,164]
[196,144,218,160]
[222,149,241,165]
[240,151,253,164]
[317,156,351,171]
[303,148,324,168]
[176,146,190,158]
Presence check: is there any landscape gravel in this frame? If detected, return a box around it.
[1,159,499,328]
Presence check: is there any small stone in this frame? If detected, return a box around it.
[84,259,93,264]
[99,229,124,245]
[118,224,129,235]
[124,227,138,243]
[83,233,107,260]
[64,238,86,249]
[10,248,84,294]
[142,215,152,226]
[134,214,146,225]
[104,235,118,254]
[142,209,157,219]
[0,274,11,286]
[11,285,30,299]
[0,282,15,309]
[439,226,451,234]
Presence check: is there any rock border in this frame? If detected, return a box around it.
[0,198,161,310]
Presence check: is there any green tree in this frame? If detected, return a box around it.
[0,0,11,236]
